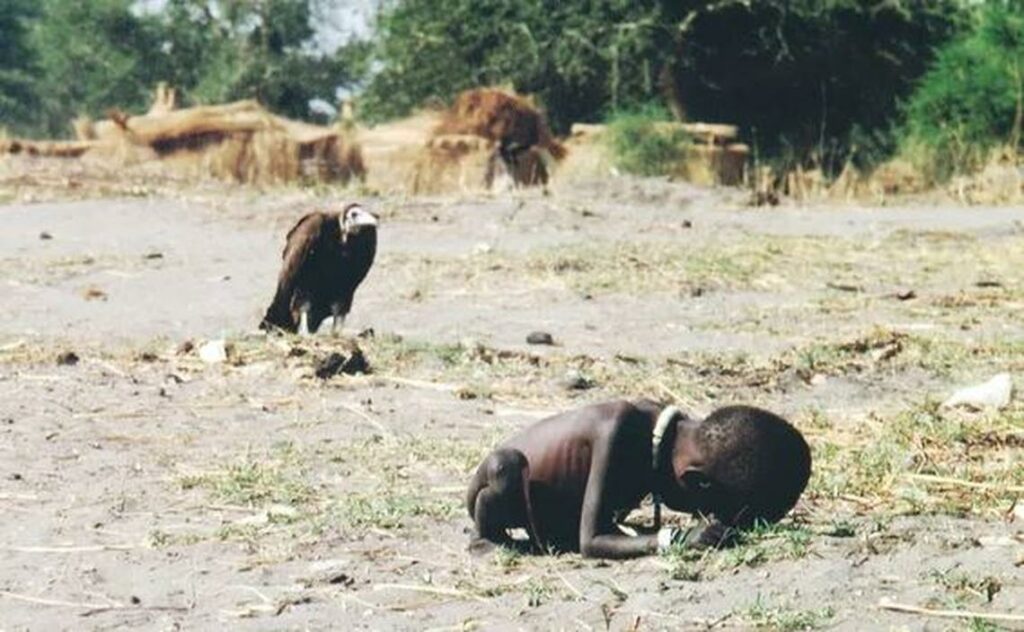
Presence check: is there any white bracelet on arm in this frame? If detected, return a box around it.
[657,526,680,552]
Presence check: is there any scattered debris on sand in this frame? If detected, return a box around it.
[55,350,79,366]
[526,331,555,345]
[314,344,371,379]
[198,339,229,364]
[942,373,1013,411]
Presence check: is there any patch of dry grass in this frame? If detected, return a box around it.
[927,567,1003,608]
[379,230,1024,301]
[321,434,485,533]
[354,326,1024,409]
[806,400,1024,518]
[381,235,852,298]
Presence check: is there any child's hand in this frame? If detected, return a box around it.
[691,520,736,548]
[658,520,736,551]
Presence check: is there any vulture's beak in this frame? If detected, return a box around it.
[343,205,378,234]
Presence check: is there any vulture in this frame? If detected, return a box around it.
[260,204,378,335]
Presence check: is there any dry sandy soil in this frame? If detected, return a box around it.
[0,161,1022,631]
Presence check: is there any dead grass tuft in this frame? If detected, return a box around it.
[807,401,1024,517]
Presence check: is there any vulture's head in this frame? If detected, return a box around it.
[341,204,378,239]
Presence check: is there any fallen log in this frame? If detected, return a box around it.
[0,138,97,158]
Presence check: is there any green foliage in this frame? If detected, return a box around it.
[337,489,458,531]
[157,0,366,122]
[743,597,835,631]
[178,447,314,508]
[661,521,813,581]
[363,0,962,169]
[31,0,165,136]
[0,0,41,131]
[903,1,1024,181]
[605,106,688,177]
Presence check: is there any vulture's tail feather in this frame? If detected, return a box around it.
[260,293,296,333]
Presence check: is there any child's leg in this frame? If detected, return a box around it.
[466,448,535,554]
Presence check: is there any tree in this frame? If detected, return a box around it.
[157,0,366,121]
[31,0,165,136]
[0,0,42,133]
[903,1,1024,180]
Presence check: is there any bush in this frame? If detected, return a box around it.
[605,106,688,177]
[664,1,963,174]
[902,2,1024,181]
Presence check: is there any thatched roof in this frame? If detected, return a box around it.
[4,88,365,186]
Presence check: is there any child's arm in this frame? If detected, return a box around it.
[576,411,737,559]
[577,426,660,559]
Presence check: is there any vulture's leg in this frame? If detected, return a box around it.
[330,308,346,336]
[297,305,312,337]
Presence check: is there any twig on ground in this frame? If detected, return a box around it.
[0,591,112,609]
[0,340,27,353]
[225,584,272,604]
[879,598,1024,623]
[193,503,254,513]
[0,590,188,617]
[72,410,150,420]
[838,494,880,508]
[3,544,136,553]
[85,358,129,378]
[81,604,191,617]
[554,571,585,600]
[908,473,1024,494]
[655,381,703,415]
[374,375,459,392]
[338,401,395,442]
[373,583,487,602]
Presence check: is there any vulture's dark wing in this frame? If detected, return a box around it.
[260,213,328,332]
[281,212,322,256]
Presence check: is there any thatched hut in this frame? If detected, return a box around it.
[87,99,365,185]
[3,85,365,186]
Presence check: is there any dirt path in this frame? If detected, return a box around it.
[1,181,1022,630]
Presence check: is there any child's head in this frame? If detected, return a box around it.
[669,406,811,527]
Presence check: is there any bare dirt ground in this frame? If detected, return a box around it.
[1,159,1023,631]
